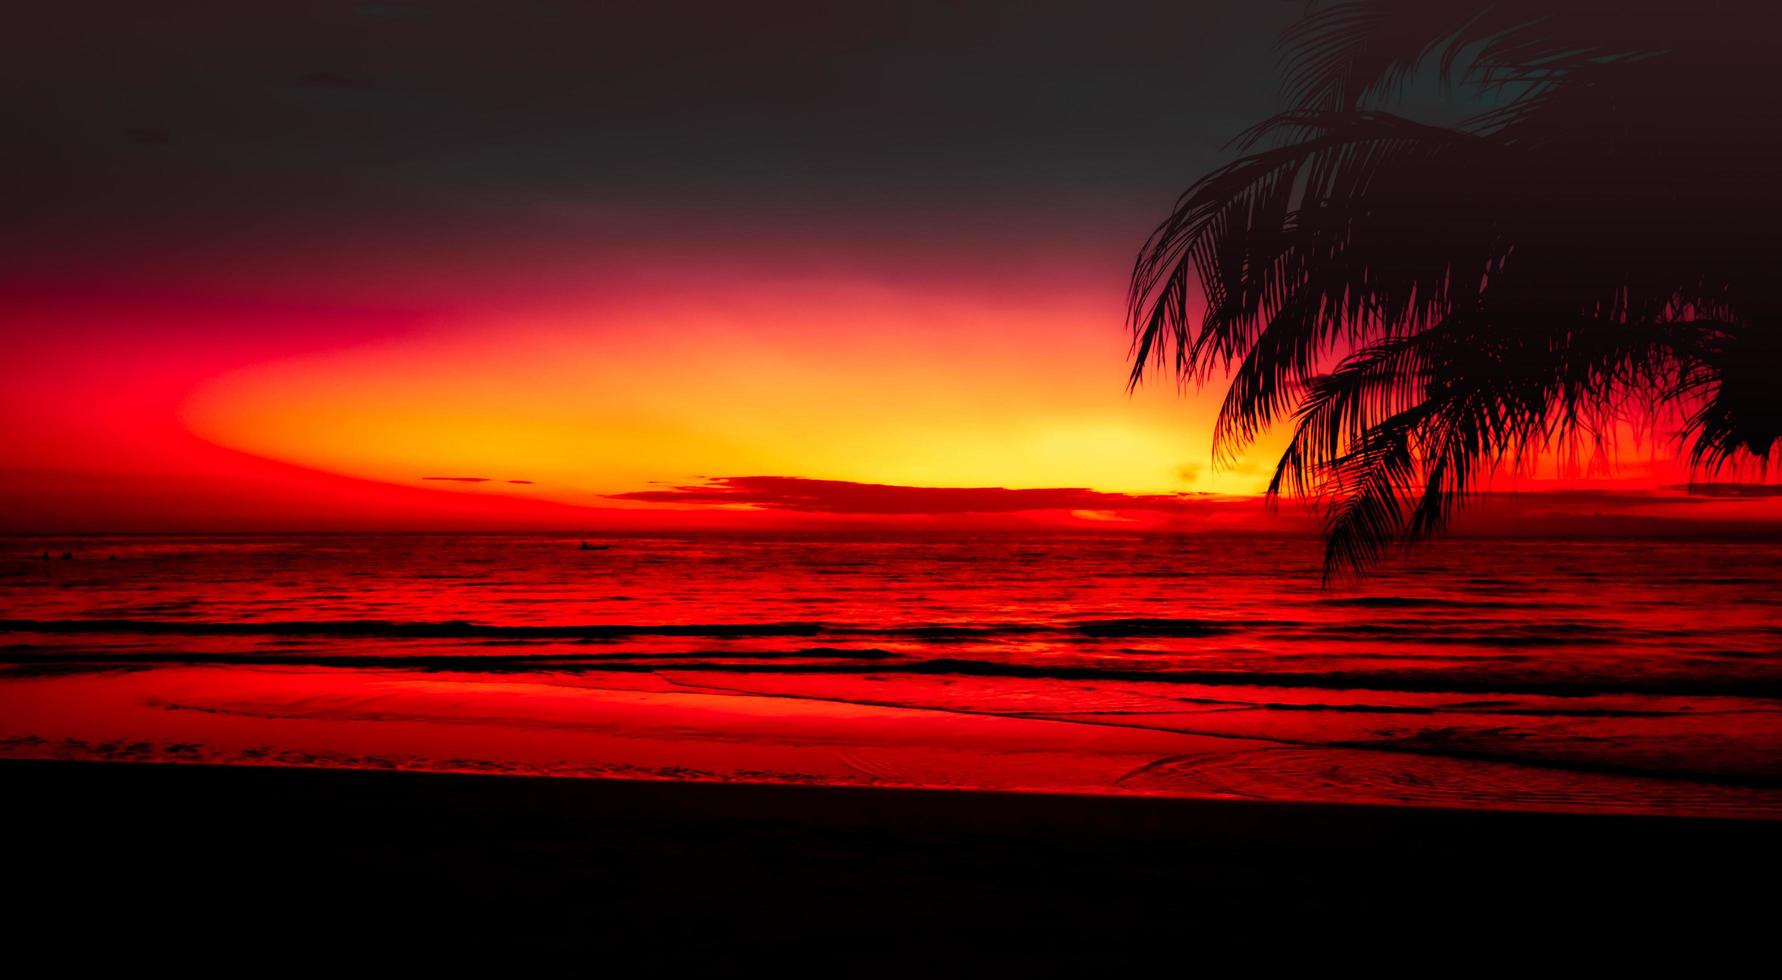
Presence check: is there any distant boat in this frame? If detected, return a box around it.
[578,541,610,551]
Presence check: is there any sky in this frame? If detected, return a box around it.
[2,1,1774,533]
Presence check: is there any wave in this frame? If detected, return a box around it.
[0,618,833,639]
[5,647,1781,699]
[6,615,1767,652]
[0,616,1258,641]
[1317,596,1544,610]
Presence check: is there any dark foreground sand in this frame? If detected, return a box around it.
[3,760,1777,965]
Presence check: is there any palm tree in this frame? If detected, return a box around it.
[1127,0,1782,578]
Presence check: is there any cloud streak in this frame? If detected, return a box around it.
[1664,483,1782,498]
[607,476,1231,515]
[602,476,1782,537]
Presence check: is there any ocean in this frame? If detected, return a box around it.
[3,532,1778,817]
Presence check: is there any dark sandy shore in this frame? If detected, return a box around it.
[3,760,1777,965]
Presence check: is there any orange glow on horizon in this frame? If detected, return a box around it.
[4,272,1774,533]
[178,279,1286,508]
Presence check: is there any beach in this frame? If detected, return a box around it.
[4,533,1781,817]
[5,532,1780,962]
[4,758,1777,963]
[9,0,1782,966]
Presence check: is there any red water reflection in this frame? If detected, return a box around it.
[3,533,1779,817]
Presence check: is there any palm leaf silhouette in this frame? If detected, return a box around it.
[1129,0,1782,579]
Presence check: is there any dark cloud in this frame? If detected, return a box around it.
[1664,483,1782,497]
[612,477,1777,520]
[1439,487,1782,540]
[1506,488,1713,508]
[607,476,1227,515]
[604,478,1782,535]
[1475,487,1782,510]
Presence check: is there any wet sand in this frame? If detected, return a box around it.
[8,664,1779,817]
[2,759,1776,965]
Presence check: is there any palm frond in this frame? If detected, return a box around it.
[1130,1,1782,576]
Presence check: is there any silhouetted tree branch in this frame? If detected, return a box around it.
[1129,0,1782,578]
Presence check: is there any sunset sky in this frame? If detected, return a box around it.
[3,1,1773,533]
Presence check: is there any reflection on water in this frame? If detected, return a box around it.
[2,533,1779,816]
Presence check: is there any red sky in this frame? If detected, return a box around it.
[3,2,1776,534]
